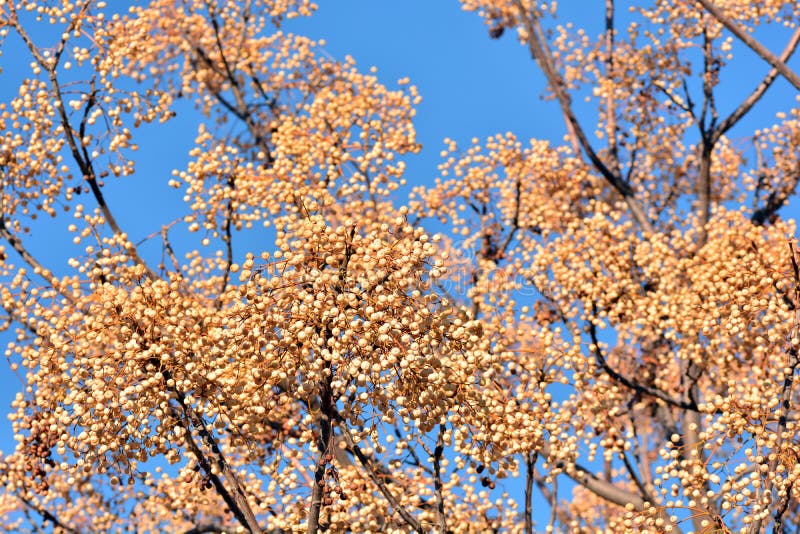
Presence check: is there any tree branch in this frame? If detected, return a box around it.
[512,0,654,234]
[433,424,447,534]
[603,0,621,178]
[308,378,334,534]
[538,441,647,510]
[9,5,157,281]
[695,0,800,90]
[696,28,717,249]
[0,216,74,304]
[751,171,800,227]
[531,464,572,530]
[524,450,538,534]
[169,382,263,533]
[587,317,700,411]
[339,429,425,533]
[715,26,800,139]
[18,496,79,534]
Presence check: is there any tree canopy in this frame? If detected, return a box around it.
[1,0,800,532]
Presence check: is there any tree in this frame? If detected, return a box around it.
[0,0,799,531]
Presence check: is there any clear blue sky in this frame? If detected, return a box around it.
[1,0,799,528]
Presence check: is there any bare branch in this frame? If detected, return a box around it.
[653,82,697,121]
[699,28,719,134]
[538,441,647,510]
[216,175,236,309]
[161,226,183,275]
[695,141,714,248]
[498,176,522,257]
[695,0,800,91]
[531,464,572,529]
[183,524,238,534]
[620,452,655,506]
[715,26,800,139]
[189,14,273,158]
[751,175,800,226]
[696,28,717,248]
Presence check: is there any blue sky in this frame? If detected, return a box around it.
[1,0,800,529]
